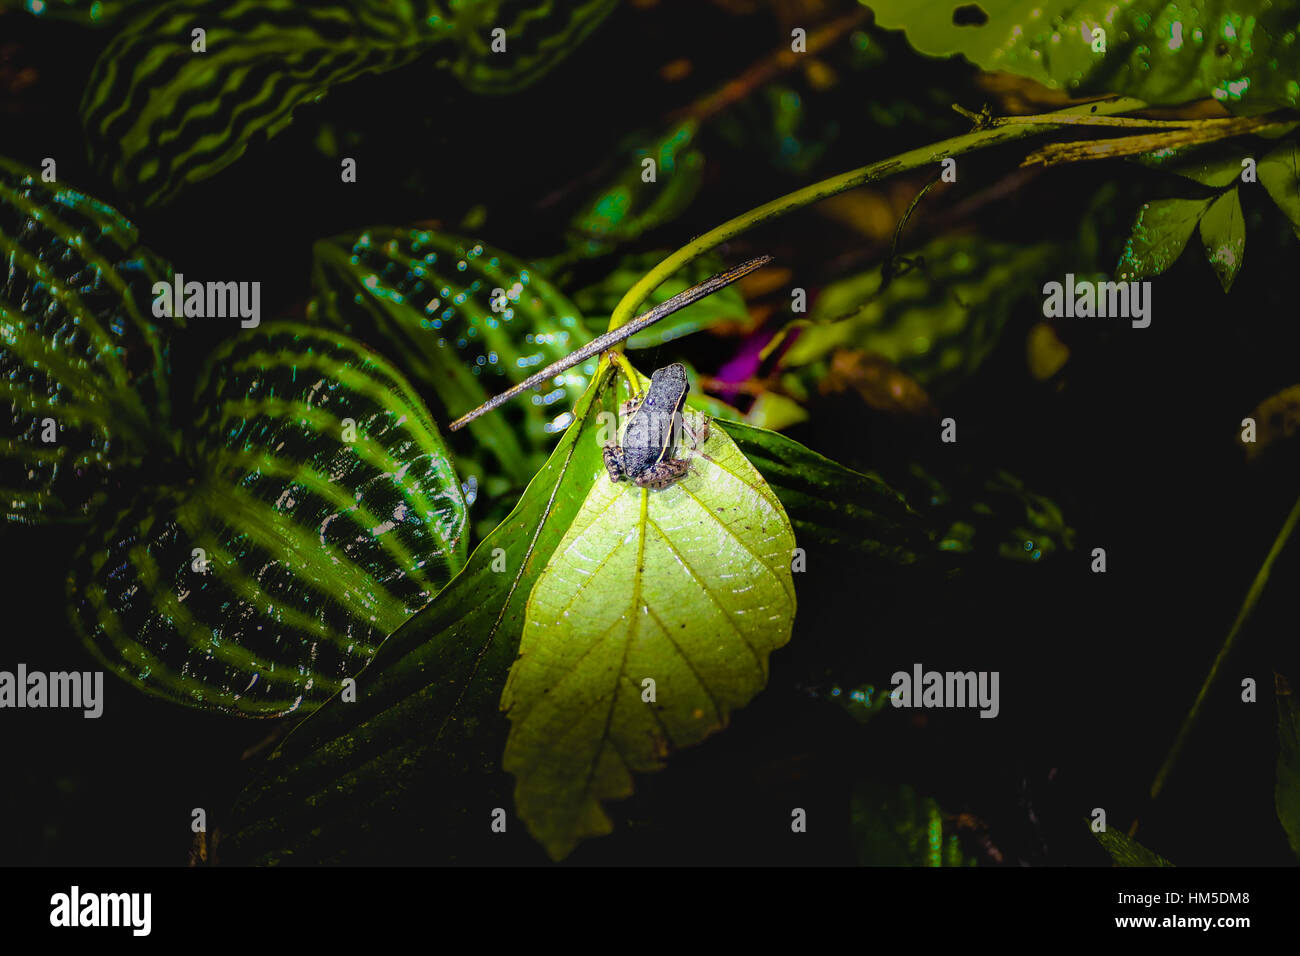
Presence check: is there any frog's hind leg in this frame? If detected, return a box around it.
[603,443,628,482]
[634,457,691,490]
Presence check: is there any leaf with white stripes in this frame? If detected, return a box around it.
[69,322,468,716]
[80,0,617,206]
[310,228,593,488]
[502,364,797,859]
[0,156,177,524]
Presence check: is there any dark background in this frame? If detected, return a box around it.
[2,0,1299,866]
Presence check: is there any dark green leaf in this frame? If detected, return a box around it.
[225,365,618,862]
[1199,187,1246,291]
[714,83,835,176]
[310,227,594,490]
[852,781,976,866]
[80,0,617,206]
[721,418,932,567]
[1116,197,1214,280]
[448,0,617,95]
[1132,143,1250,187]
[566,121,705,258]
[827,680,894,725]
[69,322,468,716]
[1094,825,1175,866]
[897,465,1075,563]
[0,156,175,524]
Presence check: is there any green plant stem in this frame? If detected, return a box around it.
[1146,489,1300,809]
[1025,113,1298,167]
[605,96,1150,336]
[988,110,1241,129]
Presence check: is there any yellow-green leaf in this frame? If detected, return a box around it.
[865,0,1300,114]
[502,367,797,859]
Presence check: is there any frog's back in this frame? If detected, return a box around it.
[622,364,689,474]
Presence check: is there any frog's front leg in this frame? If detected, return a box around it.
[633,457,691,490]
[619,398,641,420]
[603,443,628,482]
[682,414,710,450]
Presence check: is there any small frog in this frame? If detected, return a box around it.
[603,363,709,490]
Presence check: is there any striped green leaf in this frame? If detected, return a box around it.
[225,363,618,862]
[448,0,617,95]
[0,156,176,524]
[69,322,468,716]
[310,228,593,488]
[785,236,1054,396]
[721,418,932,567]
[79,0,617,207]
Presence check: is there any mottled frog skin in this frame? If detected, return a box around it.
[603,363,709,490]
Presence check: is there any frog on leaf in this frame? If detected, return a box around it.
[602,363,710,490]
